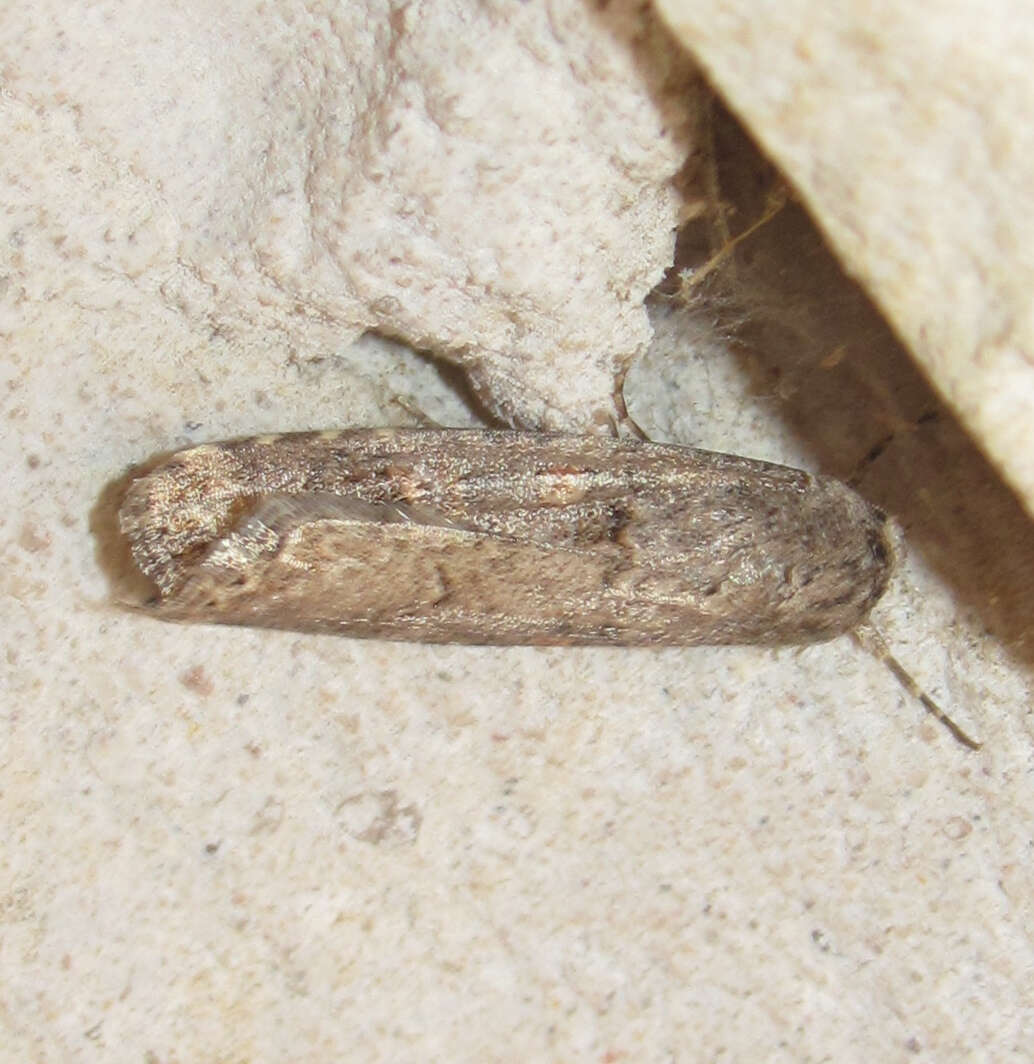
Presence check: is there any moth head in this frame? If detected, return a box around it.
[118,444,256,596]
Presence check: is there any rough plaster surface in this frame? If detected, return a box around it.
[657,0,1034,516]
[0,0,698,432]
[3,2,1034,1062]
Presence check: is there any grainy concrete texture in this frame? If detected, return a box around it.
[2,2,1032,1062]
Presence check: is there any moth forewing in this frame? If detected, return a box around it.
[117,429,893,646]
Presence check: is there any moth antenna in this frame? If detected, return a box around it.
[852,625,982,751]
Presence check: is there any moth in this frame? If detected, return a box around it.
[118,428,980,747]
[118,428,892,647]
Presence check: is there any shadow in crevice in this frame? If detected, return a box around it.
[651,100,1034,669]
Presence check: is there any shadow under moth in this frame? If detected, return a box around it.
[116,428,978,748]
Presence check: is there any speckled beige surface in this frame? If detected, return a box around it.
[3,3,1034,1062]
[0,0,700,433]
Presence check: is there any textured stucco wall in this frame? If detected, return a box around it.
[3,3,1032,1061]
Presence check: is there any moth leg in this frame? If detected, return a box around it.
[390,395,443,429]
[611,363,647,440]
